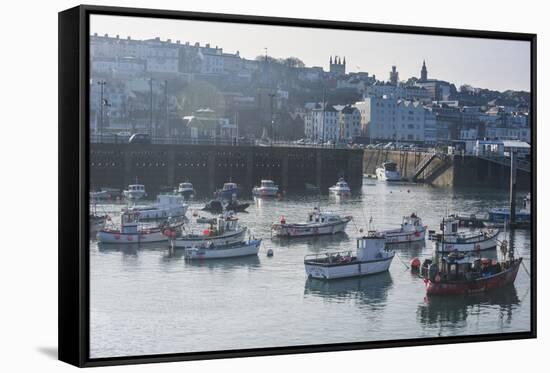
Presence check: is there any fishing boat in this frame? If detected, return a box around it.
[376,161,401,181]
[271,207,352,237]
[328,178,351,195]
[252,180,279,197]
[420,240,522,296]
[126,194,188,221]
[123,184,147,200]
[429,215,499,253]
[97,210,182,244]
[175,182,195,199]
[304,231,394,280]
[216,182,239,200]
[488,193,531,225]
[183,238,262,260]
[172,212,247,248]
[383,213,427,244]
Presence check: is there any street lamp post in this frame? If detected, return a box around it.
[149,77,154,137]
[97,80,107,142]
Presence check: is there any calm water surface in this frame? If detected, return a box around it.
[89,181,531,358]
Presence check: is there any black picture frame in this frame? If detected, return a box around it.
[59,4,537,367]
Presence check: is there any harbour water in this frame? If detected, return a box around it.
[89,181,531,358]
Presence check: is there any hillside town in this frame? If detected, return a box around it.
[90,33,531,155]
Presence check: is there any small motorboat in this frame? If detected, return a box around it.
[488,193,531,225]
[272,207,352,237]
[252,180,279,197]
[328,177,351,195]
[173,212,247,248]
[175,182,195,199]
[126,194,188,221]
[382,213,427,244]
[123,184,147,201]
[225,199,250,212]
[420,240,522,296]
[304,230,394,280]
[376,161,401,181]
[429,215,499,253]
[97,210,182,244]
[183,238,262,260]
[216,182,239,200]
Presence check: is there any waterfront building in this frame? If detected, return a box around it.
[338,105,362,141]
[354,96,426,142]
[181,108,237,140]
[364,82,431,101]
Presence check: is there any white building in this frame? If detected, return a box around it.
[364,83,431,101]
[354,96,426,142]
[304,105,340,142]
[338,105,362,141]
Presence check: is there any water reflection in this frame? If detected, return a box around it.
[97,241,167,256]
[183,255,261,272]
[272,233,351,252]
[304,271,393,310]
[417,285,520,329]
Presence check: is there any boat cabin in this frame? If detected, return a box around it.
[120,211,140,233]
[223,182,238,191]
[128,184,145,192]
[260,180,276,188]
[382,161,397,172]
[308,210,342,224]
[214,212,239,233]
[178,182,193,190]
[422,252,505,283]
[402,213,422,228]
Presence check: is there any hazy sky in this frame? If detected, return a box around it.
[91,15,531,92]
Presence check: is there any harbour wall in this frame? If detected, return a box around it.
[363,149,531,189]
[90,143,364,196]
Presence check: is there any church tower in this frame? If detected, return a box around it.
[420,60,428,82]
[329,55,346,75]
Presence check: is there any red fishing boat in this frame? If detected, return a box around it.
[420,240,522,296]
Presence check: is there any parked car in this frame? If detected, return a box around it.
[128,133,152,144]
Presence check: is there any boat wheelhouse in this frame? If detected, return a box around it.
[376,161,401,181]
[126,194,188,221]
[429,215,499,253]
[328,178,351,195]
[123,184,146,200]
[173,211,247,248]
[176,182,195,198]
[183,238,262,260]
[252,180,279,197]
[383,213,427,244]
[271,207,352,237]
[304,231,394,280]
[217,182,239,200]
[420,241,522,296]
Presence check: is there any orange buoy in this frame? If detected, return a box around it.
[410,257,421,272]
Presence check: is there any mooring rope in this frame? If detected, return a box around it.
[394,252,410,270]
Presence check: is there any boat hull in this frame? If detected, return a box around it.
[97,229,167,244]
[305,255,394,280]
[384,226,426,243]
[184,239,261,260]
[425,259,521,296]
[435,232,498,253]
[123,191,146,200]
[376,168,401,181]
[252,188,278,197]
[173,228,247,248]
[273,219,350,237]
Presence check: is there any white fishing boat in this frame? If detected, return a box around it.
[304,231,394,280]
[376,161,401,181]
[429,215,499,253]
[126,194,188,221]
[97,210,181,244]
[271,207,352,237]
[173,212,247,248]
[175,182,195,199]
[183,238,262,260]
[383,213,427,244]
[328,178,351,195]
[252,180,279,197]
[123,184,147,200]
